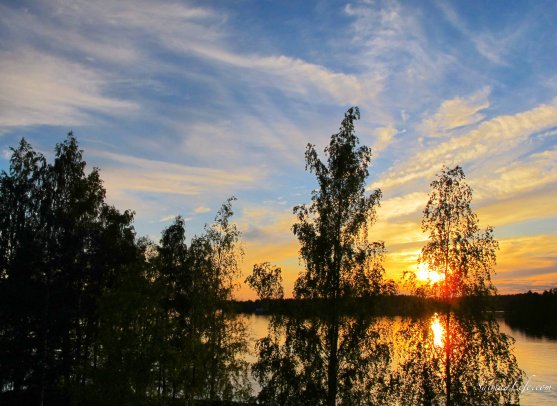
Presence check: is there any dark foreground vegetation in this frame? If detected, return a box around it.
[0,108,547,405]
[0,134,249,405]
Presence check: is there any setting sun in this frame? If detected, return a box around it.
[416,263,445,284]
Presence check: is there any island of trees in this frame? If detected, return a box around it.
[1,108,554,405]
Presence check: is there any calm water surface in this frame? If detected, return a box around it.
[243,314,557,405]
[498,320,557,406]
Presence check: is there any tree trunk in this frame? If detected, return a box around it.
[445,312,451,406]
[327,302,339,406]
[39,275,50,406]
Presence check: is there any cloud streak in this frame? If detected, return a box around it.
[91,149,263,196]
[375,99,557,193]
[0,49,138,129]
[420,87,491,137]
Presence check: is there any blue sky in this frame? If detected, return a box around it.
[1,0,556,298]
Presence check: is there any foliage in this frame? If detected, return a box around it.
[254,107,394,405]
[252,315,392,405]
[390,313,523,405]
[0,135,249,405]
[397,166,521,406]
[190,198,250,401]
[414,166,498,299]
[245,262,284,301]
[0,134,138,405]
[292,107,391,300]
[0,124,529,406]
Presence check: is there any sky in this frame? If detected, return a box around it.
[1,0,556,299]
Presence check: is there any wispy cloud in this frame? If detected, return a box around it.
[344,0,457,109]
[177,39,383,105]
[0,49,138,129]
[420,87,491,137]
[471,148,557,200]
[373,127,398,153]
[437,2,512,65]
[495,234,557,292]
[53,0,378,106]
[194,206,211,214]
[2,0,377,134]
[477,187,557,229]
[374,99,557,193]
[377,192,428,221]
[91,149,263,196]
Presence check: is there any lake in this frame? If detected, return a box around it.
[242,314,557,405]
[499,321,557,406]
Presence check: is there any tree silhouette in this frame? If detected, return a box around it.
[254,107,394,405]
[0,131,528,405]
[400,165,522,406]
[293,107,392,405]
[292,107,386,301]
[192,198,250,401]
[389,314,523,405]
[93,201,251,404]
[0,134,138,405]
[0,135,251,404]
[245,262,284,301]
[415,166,498,300]
[0,139,48,404]
[253,314,393,405]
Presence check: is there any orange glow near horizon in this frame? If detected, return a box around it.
[232,206,557,301]
[431,313,445,348]
[416,263,445,285]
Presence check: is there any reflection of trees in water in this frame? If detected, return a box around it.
[502,289,557,339]
[252,147,524,404]
[287,107,394,405]
[390,313,522,405]
[385,166,523,405]
[189,311,251,402]
[93,200,252,404]
[252,314,391,405]
[252,313,523,405]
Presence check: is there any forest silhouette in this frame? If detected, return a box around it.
[1,108,554,405]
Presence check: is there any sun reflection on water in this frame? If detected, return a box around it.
[431,313,445,348]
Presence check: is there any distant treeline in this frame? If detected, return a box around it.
[232,296,440,317]
[497,288,557,338]
[232,290,557,336]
